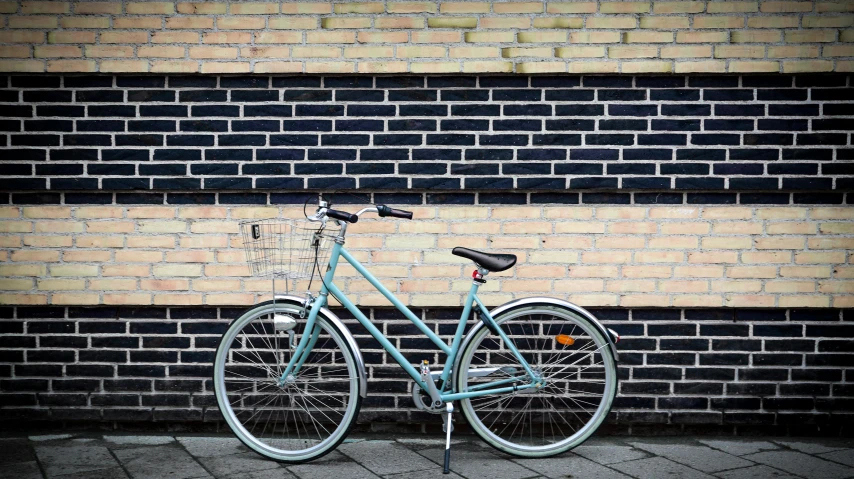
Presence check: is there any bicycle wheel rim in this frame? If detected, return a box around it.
[214,304,360,461]
[457,307,616,456]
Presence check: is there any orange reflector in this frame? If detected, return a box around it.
[555,334,575,346]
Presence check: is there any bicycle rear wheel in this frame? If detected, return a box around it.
[213,301,361,462]
[455,304,617,457]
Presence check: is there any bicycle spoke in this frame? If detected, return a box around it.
[457,309,615,455]
[251,321,281,377]
[292,392,334,440]
[215,309,360,461]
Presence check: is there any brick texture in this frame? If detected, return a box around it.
[1,1,854,73]
[0,204,852,308]
[0,1,852,432]
[0,74,852,197]
[0,305,851,431]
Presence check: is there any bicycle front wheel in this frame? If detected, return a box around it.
[455,304,617,458]
[213,301,361,462]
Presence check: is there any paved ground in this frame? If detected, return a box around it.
[1,432,853,479]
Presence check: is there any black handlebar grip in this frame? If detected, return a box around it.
[326,209,358,223]
[377,205,413,220]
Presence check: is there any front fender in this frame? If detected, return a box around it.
[253,296,368,398]
[453,297,620,386]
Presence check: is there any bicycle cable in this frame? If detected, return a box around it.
[303,195,337,302]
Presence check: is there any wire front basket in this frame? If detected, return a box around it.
[239,219,340,281]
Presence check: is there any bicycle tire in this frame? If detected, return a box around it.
[213,300,362,463]
[454,303,617,458]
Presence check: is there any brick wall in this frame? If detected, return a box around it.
[1,73,853,429]
[1,73,852,307]
[0,74,852,196]
[0,1,854,74]
[0,4,852,431]
[1,305,852,432]
[1,204,853,308]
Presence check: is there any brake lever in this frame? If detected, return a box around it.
[306,207,329,225]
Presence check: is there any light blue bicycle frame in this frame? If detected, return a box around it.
[281,241,539,402]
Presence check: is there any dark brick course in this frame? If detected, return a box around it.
[0,306,850,429]
[1,75,851,205]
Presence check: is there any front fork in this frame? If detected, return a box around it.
[278,292,327,385]
[279,240,344,384]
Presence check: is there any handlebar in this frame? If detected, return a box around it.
[313,203,412,224]
[326,209,359,223]
[307,195,413,224]
[377,205,414,220]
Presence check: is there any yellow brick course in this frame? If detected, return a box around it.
[748,16,801,28]
[769,45,821,58]
[640,17,690,29]
[731,59,779,71]
[533,17,584,28]
[654,1,705,14]
[413,31,460,42]
[0,0,851,72]
[732,30,783,42]
[1,206,848,308]
[75,2,123,14]
[694,16,746,28]
[23,2,70,14]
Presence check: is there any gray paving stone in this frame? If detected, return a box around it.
[741,451,852,479]
[5,433,853,479]
[113,445,211,479]
[611,456,718,479]
[221,469,297,479]
[713,464,801,479]
[419,447,538,479]
[55,466,130,479]
[195,451,281,477]
[176,437,248,458]
[338,440,438,476]
[515,455,632,479]
[29,435,72,442]
[105,436,175,446]
[699,440,780,457]
[383,469,465,479]
[35,445,119,477]
[0,460,43,479]
[287,461,380,479]
[775,440,849,455]
[574,444,649,465]
[299,449,349,463]
[396,438,465,446]
[0,439,36,465]
[819,450,854,468]
[629,442,754,473]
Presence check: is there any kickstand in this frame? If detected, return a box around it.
[443,402,454,474]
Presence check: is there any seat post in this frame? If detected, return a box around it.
[472,265,489,285]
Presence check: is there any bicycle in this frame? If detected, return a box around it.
[213,196,620,473]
